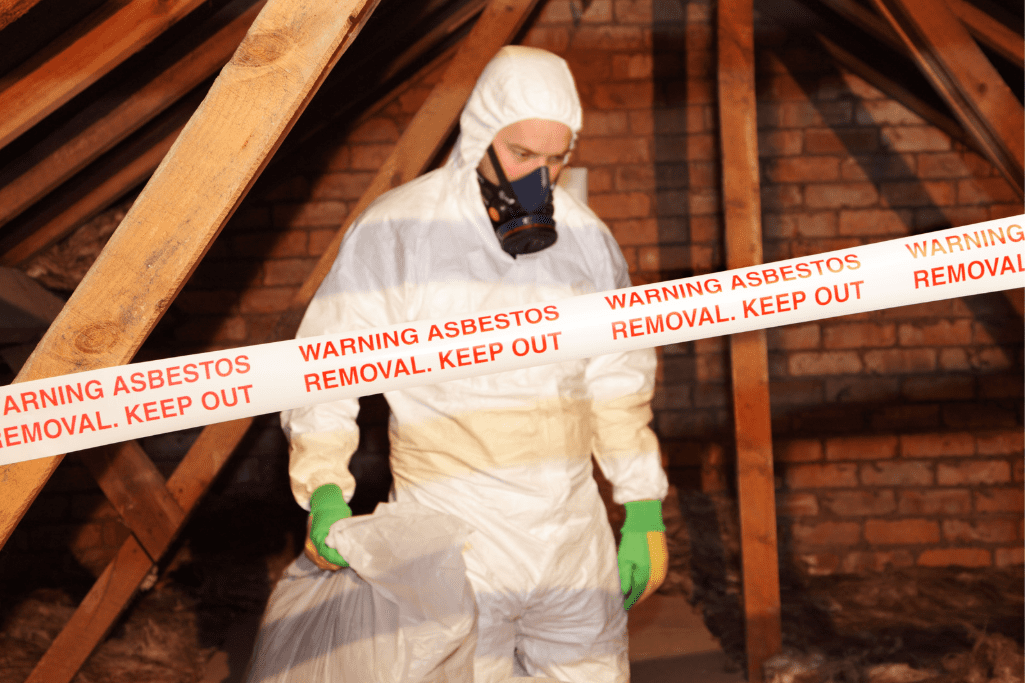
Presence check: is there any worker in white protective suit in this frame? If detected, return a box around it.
[281,45,670,683]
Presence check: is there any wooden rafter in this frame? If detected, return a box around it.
[815,34,971,147]
[0,0,215,151]
[0,0,43,31]
[0,0,482,269]
[946,0,1024,65]
[0,0,380,557]
[871,0,1024,194]
[0,93,199,267]
[279,0,543,333]
[718,0,782,680]
[0,0,267,230]
[6,2,541,679]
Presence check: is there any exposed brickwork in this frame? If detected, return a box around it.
[15,0,1022,578]
[777,429,1024,572]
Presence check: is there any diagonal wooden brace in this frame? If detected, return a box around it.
[25,417,253,683]
[870,0,1024,193]
[15,2,542,681]
[79,442,186,562]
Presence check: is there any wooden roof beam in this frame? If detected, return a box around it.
[870,0,1024,194]
[0,0,211,152]
[946,0,1024,65]
[0,0,266,230]
[15,3,537,678]
[0,0,43,31]
[0,0,379,553]
[1,0,482,268]
[0,93,198,268]
[718,0,782,680]
[282,0,544,330]
[814,0,904,51]
[815,34,971,147]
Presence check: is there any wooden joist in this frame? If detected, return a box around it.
[24,418,251,683]
[0,0,267,230]
[0,0,380,552]
[0,0,43,31]
[946,0,1023,65]
[10,2,538,679]
[0,0,477,268]
[79,442,186,561]
[870,0,1024,194]
[0,95,197,267]
[279,0,544,336]
[718,0,782,680]
[0,0,213,152]
[815,34,970,147]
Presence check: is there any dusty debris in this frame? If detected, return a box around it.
[23,193,137,291]
[676,489,1023,683]
[0,585,210,683]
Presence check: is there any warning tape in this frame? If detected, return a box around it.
[1,215,1022,466]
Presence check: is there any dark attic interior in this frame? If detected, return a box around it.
[0,0,1022,681]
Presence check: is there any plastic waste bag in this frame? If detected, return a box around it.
[245,502,478,683]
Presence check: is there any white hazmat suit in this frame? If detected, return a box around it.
[282,45,669,682]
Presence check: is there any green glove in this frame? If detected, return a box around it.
[305,484,353,570]
[618,499,668,610]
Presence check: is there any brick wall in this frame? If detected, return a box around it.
[776,429,1024,575]
[7,0,1022,579]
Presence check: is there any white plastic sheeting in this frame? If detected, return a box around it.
[245,503,477,683]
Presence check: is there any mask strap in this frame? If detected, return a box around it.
[486,145,516,195]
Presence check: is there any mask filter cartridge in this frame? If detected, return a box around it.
[478,145,557,257]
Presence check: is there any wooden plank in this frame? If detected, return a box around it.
[26,417,252,683]
[1,34,458,598]
[0,0,266,229]
[18,7,532,677]
[0,0,380,553]
[718,0,782,680]
[1003,288,1023,317]
[871,0,1024,193]
[79,442,186,561]
[0,98,195,268]
[0,0,43,31]
[946,0,1023,65]
[815,34,971,147]
[0,267,64,327]
[0,0,210,152]
[24,536,154,683]
[278,0,544,337]
[814,0,904,50]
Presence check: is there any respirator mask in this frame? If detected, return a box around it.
[477,145,557,257]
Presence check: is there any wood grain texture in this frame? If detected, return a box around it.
[815,34,971,147]
[25,416,252,683]
[872,0,1024,194]
[718,0,782,679]
[24,537,154,683]
[0,0,208,151]
[946,0,1023,65]
[0,0,41,30]
[0,0,267,229]
[80,442,186,561]
[281,0,543,334]
[0,99,194,268]
[0,0,380,553]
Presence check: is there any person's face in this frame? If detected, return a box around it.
[478,118,573,184]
